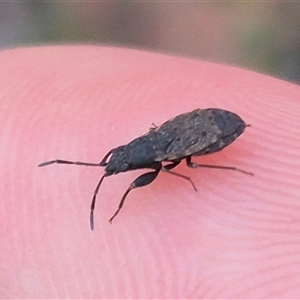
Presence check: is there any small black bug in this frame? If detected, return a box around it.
[39,108,253,229]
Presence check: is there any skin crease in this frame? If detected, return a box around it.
[0,46,300,298]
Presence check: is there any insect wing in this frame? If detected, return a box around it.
[160,109,219,160]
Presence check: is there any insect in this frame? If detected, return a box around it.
[39,108,253,230]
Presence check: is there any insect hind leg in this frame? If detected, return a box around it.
[186,156,253,175]
[109,166,161,223]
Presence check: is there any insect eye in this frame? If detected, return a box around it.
[120,162,129,171]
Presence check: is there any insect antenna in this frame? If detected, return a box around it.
[38,159,101,167]
[90,172,112,230]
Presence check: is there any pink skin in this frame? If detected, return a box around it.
[1,46,300,298]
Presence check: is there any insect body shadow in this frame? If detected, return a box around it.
[38,108,253,230]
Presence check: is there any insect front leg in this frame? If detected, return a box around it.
[109,164,162,223]
[186,156,253,175]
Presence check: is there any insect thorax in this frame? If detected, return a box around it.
[105,134,162,174]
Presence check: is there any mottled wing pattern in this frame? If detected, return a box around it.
[153,109,220,161]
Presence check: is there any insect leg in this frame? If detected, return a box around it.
[149,123,158,131]
[109,166,161,223]
[162,161,197,191]
[186,157,253,176]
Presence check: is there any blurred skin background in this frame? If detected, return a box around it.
[1,2,300,83]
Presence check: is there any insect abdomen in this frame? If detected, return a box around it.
[159,108,246,160]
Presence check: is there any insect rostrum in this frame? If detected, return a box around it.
[38,108,253,230]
